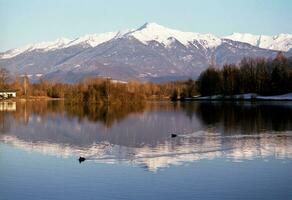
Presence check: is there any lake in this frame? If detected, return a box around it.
[0,100,292,200]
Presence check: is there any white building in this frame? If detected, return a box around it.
[0,90,17,99]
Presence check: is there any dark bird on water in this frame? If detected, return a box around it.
[171,134,177,138]
[78,157,86,163]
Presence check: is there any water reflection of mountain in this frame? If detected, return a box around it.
[2,132,292,172]
[1,100,292,171]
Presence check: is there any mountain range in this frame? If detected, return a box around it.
[1,22,292,83]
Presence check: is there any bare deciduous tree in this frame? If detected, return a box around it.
[0,68,10,88]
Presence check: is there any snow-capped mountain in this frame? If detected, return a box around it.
[0,23,222,59]
[0,23,291,82]
[126,22,221,48]
[224,33,292,52]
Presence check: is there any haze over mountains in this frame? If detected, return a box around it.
[1,23,292,83]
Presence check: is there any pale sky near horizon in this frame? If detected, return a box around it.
[0,0,291,51]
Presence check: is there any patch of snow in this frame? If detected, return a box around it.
[182,55,193,61]
[110,80,127,84]
[139,73,147,78]
[35,74,43,77]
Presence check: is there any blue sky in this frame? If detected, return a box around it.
[0,0,291,51]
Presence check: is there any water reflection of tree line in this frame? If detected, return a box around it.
[0,100,146,129]
[64,102,145,127]
[193,102,292,134]
[1,101,292,133]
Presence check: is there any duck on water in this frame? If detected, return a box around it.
[78,157,86,163]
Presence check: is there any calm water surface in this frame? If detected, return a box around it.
[0,100,292,200]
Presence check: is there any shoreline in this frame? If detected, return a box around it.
[1,93,292,103]
[179,93,292,102]
[0,97,64,102]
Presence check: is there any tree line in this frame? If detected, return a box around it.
[197,53,292,96]
[0,69,196,104]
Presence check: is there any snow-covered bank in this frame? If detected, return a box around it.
[191,93,292,101]
[256,93,292,100]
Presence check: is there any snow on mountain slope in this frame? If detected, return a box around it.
[224,33,292,51]
[128,22,221,48]
[63,32,119,48]
[0,37,71,59]
[0,32,119,59]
